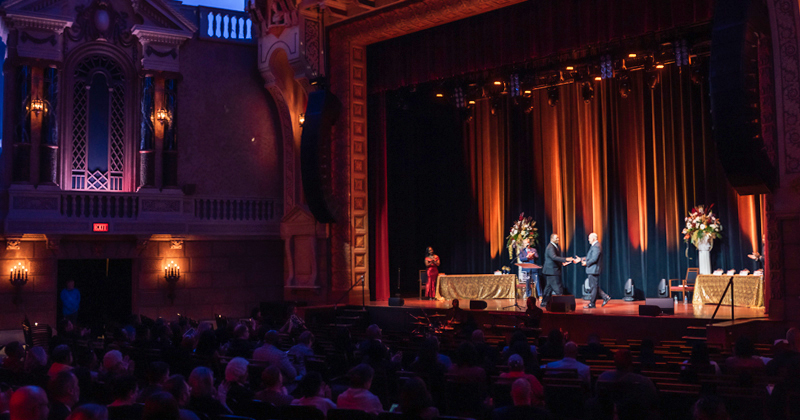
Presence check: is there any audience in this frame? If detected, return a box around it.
[287,331,315,378]
[163,375,201,420]
[105,375,141,420]
[290,372,336,416]
[491,378,553,420]
[254,366,293,407]
[64,405,106,420]
[681,342,721,379]
[47,346,73,381]
[579,334,613,360]
[1,383,12,420]
[186,367,231,417]
[2,342,24,374]
[595,349,658,416]
[448,342,487,383]
[471,330,497,370]
[635,339,664,369]
[9,386,49,420]
[48,371,79,420]
[692,396,730,420]
[502,331,537,374]
[226,324,254,359]
[397,377,438,420]
[142,392,179,420]
[253,331,297,381]
[725,336,765,374]
[499,354,544,406]
[137,362,169,403]
[538,329,566,360]
[219,357,254,411]
[336,364,383,414]
[542,341,591,386]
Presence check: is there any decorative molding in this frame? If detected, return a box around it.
[131,27,193,45]
[4,12,72,33]
[66,0,135,47]
[20,30,56,45]
[6,240,21,250]
[145,45,177,58]
[46,236,60,250]
[170,239,184,249]
[141,199,181,212]
[12,195,58,210]
[773,0,800,173]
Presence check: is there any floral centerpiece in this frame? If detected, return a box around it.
[682,204,723,246]
[506,213,538,260]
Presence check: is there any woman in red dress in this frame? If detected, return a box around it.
[425,247,440,299]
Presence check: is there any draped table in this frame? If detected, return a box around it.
[692,274,765,308]
[435,274,517,300]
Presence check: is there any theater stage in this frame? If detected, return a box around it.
[304,297,777,350]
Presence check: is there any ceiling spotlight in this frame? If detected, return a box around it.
[566,66,574,71]
[435,93,444,98]
[655,64,665,69]
[581,81,594,103]
[628,53,637,58]
[594,76,602,81]
[547,86,559,107]
[523,90,532,95]
[468,100,476,105]
[493,81,502,86]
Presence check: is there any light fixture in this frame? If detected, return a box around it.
[468,100,476,105]
[600,54,614,80]
[618,70,632,98]
[435,93,444,98]
[298,113,305,127]
[523,90,532,95]
[164,261,181,304]
[9,262,28,305]
[30,98,46,116]
[594,76,602,81]
[510,74,521,98]
[674,39,690,67]
[655,64,665,69]
[566,66,574,71]
[156,108,171,125]
[453,87,466,109]
[628,53,637,58]
[493,81,502,86]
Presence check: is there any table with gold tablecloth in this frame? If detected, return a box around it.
[435,274,517,300]
[692,275,765,308]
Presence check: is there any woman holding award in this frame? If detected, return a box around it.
[424,247,440,300]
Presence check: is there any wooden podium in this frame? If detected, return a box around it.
[515,263,542,269]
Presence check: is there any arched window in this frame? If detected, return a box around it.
[69,55,127,191]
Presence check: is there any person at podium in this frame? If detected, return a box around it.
[518,238,539,300]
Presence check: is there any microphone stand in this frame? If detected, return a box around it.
[334,275,365,311]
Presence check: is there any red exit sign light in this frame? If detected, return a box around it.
[93,223,109,232]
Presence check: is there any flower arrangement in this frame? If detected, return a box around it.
[506,213,538,260]
[682,204,723,246]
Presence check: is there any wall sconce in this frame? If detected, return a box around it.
[156,108,171,125]
[298,113,305,127]
[28,98,47,116]
[9,262,28,305]
[164,261,180,304]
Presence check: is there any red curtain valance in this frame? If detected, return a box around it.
[367,0,713,92]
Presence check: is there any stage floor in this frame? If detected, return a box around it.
[364,298,768,320]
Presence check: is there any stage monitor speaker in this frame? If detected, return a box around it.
[710,0,776,194]
[547,295,576,312]
[645,297,675,315]
[581,278,591,300]
[388,297,404,306]
[657,279,669,298]
[469,300,488,310]
[301,90,342,223]
[638,305,662,317]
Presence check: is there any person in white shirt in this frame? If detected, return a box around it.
[541,341,591,386]
[336,364,383,414]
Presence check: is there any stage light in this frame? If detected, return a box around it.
[594,76,602,81]
[510,74,521,98]
[600,54,613,79]
[453,87,466,108]
[623,278,636,301]
[523,90,531,95]
[547,86,559,107]
[468,100,476,105]
[646,71,659,89]
[493,81,502,86]
[617,70,631,98]
[435,93,444,98]
[674,39,689,67]
[628,53,637,58]
[655,64,665,69]
[566,66,574,71]
[581,81,594,103]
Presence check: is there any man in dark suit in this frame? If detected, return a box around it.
[576,233,610,309]
[540,234,574,308]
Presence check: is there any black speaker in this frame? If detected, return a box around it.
[638,305,662,317]
[657,279,669,298]
[645,298,675,315]
[301,90,342,223]
[388,297,404,306]
[547,295,576,312]
[469,300,488,310]
[710,0,776,194]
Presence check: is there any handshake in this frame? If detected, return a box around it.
[571,256,587,266]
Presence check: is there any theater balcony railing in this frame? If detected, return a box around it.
[3,187,281,237]
[196,6,254,43]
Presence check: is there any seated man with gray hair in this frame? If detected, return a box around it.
[186,367,231,418]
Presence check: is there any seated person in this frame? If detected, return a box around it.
[142,392,179,420]
[164,375,202,420]
[397,377,439,420]
[219,357,255,412]
[725,336,765,375]
[491,378,554,420]
[226,324,254,359]
[336,364,383,414]
[448,342,487,384]
[595,349,658,415]
[138,361,169,403]
[499,355,544,407]
[106,375,143,420]
[254,366,293,407]
[541,342,590,386]
[287,331,315,379]
[290,372,336,417]
[253,331,297,382]
[186,367,232,418]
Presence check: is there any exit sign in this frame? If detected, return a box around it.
[93,223,109,232]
